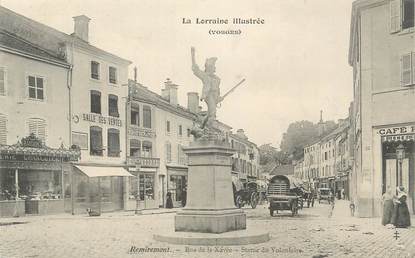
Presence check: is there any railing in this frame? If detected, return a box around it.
[128,126,156,138]
[127,156,160,168]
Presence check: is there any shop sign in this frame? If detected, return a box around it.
[378,125,415,136]
[381,134,415,142]
[0,154,66,162]
[79,113,122,127]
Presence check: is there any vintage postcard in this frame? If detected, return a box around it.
[0,0,414,257]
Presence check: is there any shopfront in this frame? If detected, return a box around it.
[167,166,187,208]
[126,167,158,210]
[379,125,415,214]
[0,135,80,217]
[71,165,133,214]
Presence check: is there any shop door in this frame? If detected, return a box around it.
[385,158,412,212]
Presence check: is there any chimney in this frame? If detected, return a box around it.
[318,110,325,137]
[187,92,199,113]
[73,15,91,42]
[163,78,178,106]
[133,66,138,82]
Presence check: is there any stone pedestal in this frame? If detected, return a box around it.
[174,139,246,233]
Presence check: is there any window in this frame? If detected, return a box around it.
[27,118,46,143]
[131,109,139,126]
[403,0,415,29]
[142,141,152,158]
[108,94,119,117]
[91,61,100,80]
[178,125,183,136]
[139,174,154,201]
[143,105,152,128]
[391,0,414,32]
[28,75,44,100]
[90,126,103,156]
[166,120,171,133]
[187,128,191,137]
[108,128,120,157]
[130,139,141,156]
[401,53,415,86]
[0,68,5,96]
[0,114,6,144]
[165,142,172,163]
[109,66,117,84]
[90,90,101,114]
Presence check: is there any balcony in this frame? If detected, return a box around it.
[127,156,160,168]
[128,126,156,138]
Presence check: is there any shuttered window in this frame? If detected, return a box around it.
[91,61,100,80]
[27,118,47,143]
[143,105,151,128]
[108,94,119,117]
[107,128,120,157]
[0,114,7,145]
[109,66,117,84]
[401,53,413,86]
[130,139,141,156]
[90,126,103,156]
[90,90,101,114]
[390,0,401,33]
[165,142,171,163]
[0,68,5,96]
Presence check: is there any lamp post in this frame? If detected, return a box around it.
[396,144,405,187]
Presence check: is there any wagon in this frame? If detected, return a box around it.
[232,178,259,209]
[267,175,300,216]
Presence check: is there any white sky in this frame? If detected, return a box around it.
[2,0,354,147]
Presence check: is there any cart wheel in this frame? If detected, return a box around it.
[250,193,258,209]
[236,195,243,208]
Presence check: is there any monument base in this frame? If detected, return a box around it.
[154,228,270,246]
[175,208,246,234]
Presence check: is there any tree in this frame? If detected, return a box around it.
[279,121,319,161]
[259,144,289,166]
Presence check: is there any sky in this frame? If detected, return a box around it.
[2,0,354,148]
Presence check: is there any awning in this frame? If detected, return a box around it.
[75,165,134,178]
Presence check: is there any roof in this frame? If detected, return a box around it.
[0,6,131,65]
[129,80,196,120]
[0,29,69,66]
[270,164,294,176]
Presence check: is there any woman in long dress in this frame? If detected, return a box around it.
[381,187,394,226]
[391,186,411,228]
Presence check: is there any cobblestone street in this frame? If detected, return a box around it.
[0,200,414,258]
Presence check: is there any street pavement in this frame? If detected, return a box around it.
[0,200,414,258]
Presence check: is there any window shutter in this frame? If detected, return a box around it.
[401,53,412,86]
[0,68,5,96]
[390,0,401,33]
[27,118,47,143]
[0,114,6,145]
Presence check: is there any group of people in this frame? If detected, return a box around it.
[382,186,411,228]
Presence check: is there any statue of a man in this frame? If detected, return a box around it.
[191,47,222,126]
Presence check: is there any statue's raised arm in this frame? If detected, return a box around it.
[191,47,203,79]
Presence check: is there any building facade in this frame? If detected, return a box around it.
[349,0,415,217]
[0,6,132,215]
[127,79,196,208]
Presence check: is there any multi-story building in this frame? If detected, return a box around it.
[0,6,132,215]
[303,140,321,185]
[0,24,81,216]
[349,0,415,217]
[127,79,196,208]
[230,129,261,183]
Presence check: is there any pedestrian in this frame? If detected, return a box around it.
[381,186,394,226]
[165,192,173,209]
[391,186,411,228]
